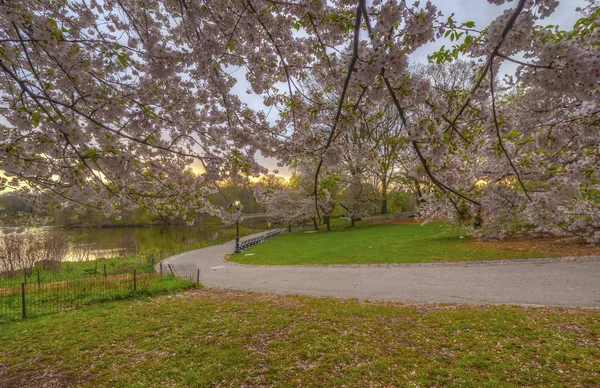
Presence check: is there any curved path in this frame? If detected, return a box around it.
[162,231,600,308]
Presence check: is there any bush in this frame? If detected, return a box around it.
[0,230,69,275]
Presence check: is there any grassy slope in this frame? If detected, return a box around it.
[1,289,598,387]
[233,222,551,265]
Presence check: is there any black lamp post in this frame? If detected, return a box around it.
[234,201,242,253]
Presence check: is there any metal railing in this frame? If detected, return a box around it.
[238,223,310,251]
[239,229,283,250]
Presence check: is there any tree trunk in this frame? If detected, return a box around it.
[350,217,355,227]
[414,179,423,206]
[311,217,319,230]
[324,215,330,231]
[380,178,388,214]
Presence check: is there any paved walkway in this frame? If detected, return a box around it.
[161,231,600,308]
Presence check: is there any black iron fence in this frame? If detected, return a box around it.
[0,256,198,322]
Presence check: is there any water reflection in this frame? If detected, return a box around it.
[2,217,278,262]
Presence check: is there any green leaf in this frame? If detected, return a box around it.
[291,18,302,31]
[231,150,243,168]
[47,18,62,40]
[86,149,99,163]
[47,18,58,30]
[442,132,451,145]
[117,52,127,69]
[32,111,41,128]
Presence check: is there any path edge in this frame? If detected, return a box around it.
[225,252,600,268]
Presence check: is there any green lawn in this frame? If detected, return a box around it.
[1,289,598,387]
[232,222,552,265]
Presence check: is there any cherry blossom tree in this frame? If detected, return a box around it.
[0,0,310,222]
[362,104,410,214]
[317,173,342,231]
[340,169,379,227]
[1,0,598,241]
[418,1,600,241]
[263,188,313,231]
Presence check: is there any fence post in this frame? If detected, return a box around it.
[196,268,200,284]
[160,262,163,275]
[133,269,137,292]
[37,270,40,288]
[103,264,107,279]
[21,282,26,319]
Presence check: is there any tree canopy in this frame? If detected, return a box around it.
[1,0,598,240]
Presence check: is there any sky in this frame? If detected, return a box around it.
[229,0,589,178]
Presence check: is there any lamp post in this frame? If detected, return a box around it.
[234,200,242,254]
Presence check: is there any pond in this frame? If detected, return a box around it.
[1,216,282,263]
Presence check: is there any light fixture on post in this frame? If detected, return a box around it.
[234,200,242,254]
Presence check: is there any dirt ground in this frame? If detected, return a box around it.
[471,238,600,257]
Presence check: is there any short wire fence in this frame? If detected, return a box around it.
[0,255,198,322]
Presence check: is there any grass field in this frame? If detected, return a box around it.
[1,288,598,387]
[232,221,577,265]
